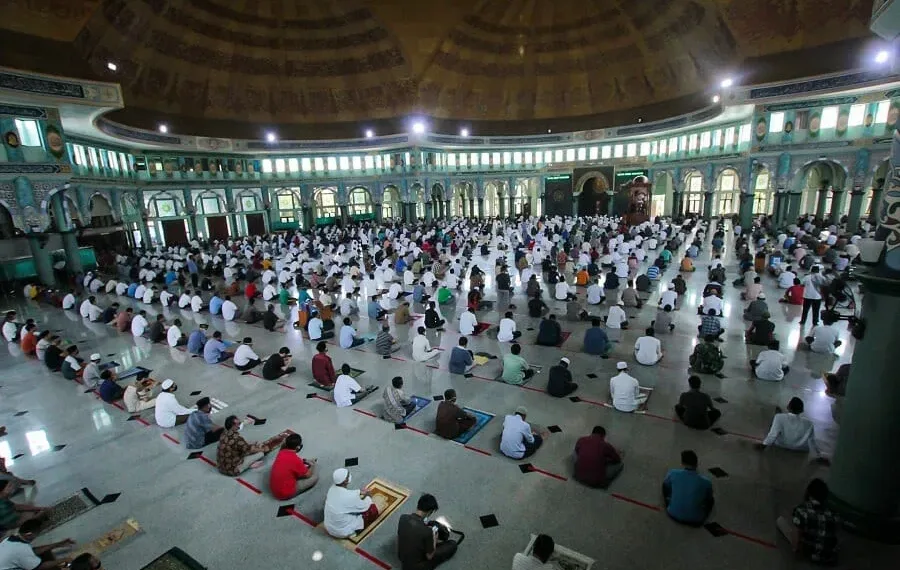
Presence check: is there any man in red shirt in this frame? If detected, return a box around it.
[245,281,260,301]
[779,278,804,306]
[311,341,337,387]
[574,426,624,489]
[269,433,318,500]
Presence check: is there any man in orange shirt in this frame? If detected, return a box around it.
[20,323,38,356]
[575,268,589,286]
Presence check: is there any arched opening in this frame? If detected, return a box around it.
[652,172,673,217]
[683,171,703,215]
[410,184,425,220]
[431,184,444,217]
[146,192,188,247]
[235,189,266,236]
[577,174,610,216]
[484,181,501,217]
[348,187,373,219]
[0,203,16,239]
[314,187,338,223]
[89,194,115,228]
[195,191,229,241]
[752,168,774,215]
[714,168,739,217]
[797,161,846,216]
[382,186,401,219]
[451,182,471,217]
[274,188,302,228]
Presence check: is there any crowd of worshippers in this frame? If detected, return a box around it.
[8,209,864,567]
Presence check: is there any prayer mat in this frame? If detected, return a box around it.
[474,351,498,359]
[36,491,97,536]
[70,518,143,559]
[607,386,653,412]
[522,534,595,570]
[352,385,378,404]
[117,367,152,381]
[399,396,430,423]
[555,331,572,348]
[474,322,492,334]
[473,355,491,366]
[307,382,334,391]
[348,367,365,379]
[140,547,207,570]
[359,332,378,342]
[261,429,295,450]
[453,408,494,444]
[343,478,410,546]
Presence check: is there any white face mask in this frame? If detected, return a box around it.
[237,422,244,432]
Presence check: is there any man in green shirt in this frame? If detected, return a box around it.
[279,281,297,306]
[437,284,453,305]
[501,343,535,385]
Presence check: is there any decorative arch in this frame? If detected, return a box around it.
[791,159,849,215]
[382,185,402,219]
[234,189,262,212]
[89,193,116,227]
[410,183,425,219]
[484,180,502,217]
[348,186,373,217]
[313,187,339,219]
[0,202,17,238]
[752,164,774,215]
[146,191,184,218]
[573,170,611,196]
[431,183,444,201]
[194,190,225,215]
[714,167,740,216]
[683,170,704,215]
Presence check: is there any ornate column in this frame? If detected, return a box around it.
[786,190,803,224]
[738,192,753,228]
[868,178,885,225]
[507,177,515,218]
[339,205,348,226]
[52,193,83,273]
[467,198,474,218]
[845,187,866,232]
[425,202,433,223]
[815,185,830,220]
[182,188,198,239]
[444,200,451,219]
[27,235,56,286]
[476,198,484,219]
[829,186,846,226]
[702,191,715,221]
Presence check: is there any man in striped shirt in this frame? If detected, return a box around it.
[375,324,400,357]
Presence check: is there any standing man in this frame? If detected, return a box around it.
[799,266,826,326]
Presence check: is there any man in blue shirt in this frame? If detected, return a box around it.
[448,337,474,375]
[165,270,178,285]
[126,282,139,298]
[184,397,223,449]
[583,319,611,358]
[367,295,387,320]
[663,450,714,526]
[203,331,232,364]
[187,324,208,355]
[187,258,199,287]
[209,294,224,315]
[97,369,124,403]
[339,318,364,349]
[646,265,660,280]
[412,281,426,303]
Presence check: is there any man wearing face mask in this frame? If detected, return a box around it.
[216,415,274,476]
[397,494,459,570]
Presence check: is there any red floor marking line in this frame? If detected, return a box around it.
[236,478,262,495]
[276,382,295,390]
[136,418,151,427]
[520,385,544,393]
[353,409,378,418]
[355,547,391,570]
[463,445,492,456]
[198,456,217,467]
[288,508,317,527]
[641,411,678,423]
[725,528,777,549]
[726,431,764,443]
[610,493,661,512]
[248,372,263,379]
[312,395,331,403]
[161,434,180,445]
[530,466,568,482]
[390,356,407,362]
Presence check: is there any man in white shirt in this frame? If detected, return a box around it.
[500,406,542,459]
[87,301,103,322]
[605,301,628,329]
[134,283,146,301]
[633,328,663,365]
[62,291,76,310]
[324,468,377,538]
[263,283,277,301]
[79,297,94,318]
[799,266,826,325]
[805,318,841,354]
[0,518,76,570]
[89,278,103,293]
[412,327,439,361]
[659,284,678,309]
[131,310,149,337]
[333,364,374,407]
[159,286,174,307]
[586,280,604,305]
[155,379,193,427]
[554,281,575,301]
[116,281,129,296]
[167,318,186,347]
[778,267,796,289]
[178,291,192,308]
[699,293,723,316]
[750,341,788,381]
[497,311,520,342]
[221,296,239,321]
[233,337,261,371]
[609,362,647,413]
[191,293,205,312]
[142,286,156,304]
[458,308,477,336]
[756,397,827,462]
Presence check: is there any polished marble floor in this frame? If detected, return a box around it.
[1,228,895,570]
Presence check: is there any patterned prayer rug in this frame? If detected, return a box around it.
[452,408,494,445]
[344,478,410,545]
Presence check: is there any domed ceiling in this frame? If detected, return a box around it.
[0,0,876,139]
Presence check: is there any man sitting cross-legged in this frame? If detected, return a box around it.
[262,347,297,381]
[269,433,319,500]
[500,406,542,459]
[574,425,624,489]
[675,375,721,430]
[324,468,380,539]
[184,397,224,449]
[434,389,476,440]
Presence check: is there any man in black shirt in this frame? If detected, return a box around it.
[262,347,296,380]
[547,357,578,397]
[495,267,516,310]
[263,304,280,332]
[397,494,458,570]
[424,302,445,330]
[148,315,166,343]
[244,299,263,324]
[674,376,721,430]
[44,337,64,371]
[528,295,548,318]
[745,313,775,346]
[535,315,562,347]
[100,302,119,325]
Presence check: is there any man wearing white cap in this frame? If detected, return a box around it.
[609,362,647,413]
[324,468,379,538]
[82,353,104,389]
[659,283,678,309]
[547,357,578,397]
[500,406,542,459]
[154,379,193,428]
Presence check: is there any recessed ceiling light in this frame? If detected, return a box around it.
[460,128,469,137]
[412,121,426,134]
[158,124,168,133]
[875,50,891,64]
[547,129,552,133]
[266,131,277,142]
[720,77,734,88]
[107,62,117,72]
[712,94,720,103]
[365,129,374,138]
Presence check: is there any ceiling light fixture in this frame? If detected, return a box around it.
[158,124,168,133]
[547,129,552,133]
[712,94,720,104]
[460,128,469,137]
[266,131,277,143]
[875,50,891,64]
[365,129,374,138]
[412,121,426,134]
[720,77,734,89]
[107,62,117,72]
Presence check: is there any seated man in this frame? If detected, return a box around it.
[262,347,296,381]
[82,353,104,390]
[434,389,476,439]
[263,304,284,332]
[675,375,721,430]
[216,415,275,476]
[324,468,379,539]
[382,376,416,423]
[333,364,375,407]
[97,369,125,403]
[499,406,542,459]
[690,335,726,378]
[663,450,714,526]
[512,534,556,569]
[776,478,840,566]
[374,325,400,357]
[60,345,85,380]
[233,337,262,371]
[368,295,388,322]
[497,311,521,342]
[621,281,643,308]
[609,362,647,412]
[535,314,563,347]
[755,398,828,462]
[167,318,187,348]
[123,375,156,413]
[448,337,475,375]
[779,278,804,305]
[458,306,477,335]
[269,433,319,500]
[203,331,233,364]
[339,318,365,349]
[698,292,723,316]
[311,342,337,388]
[184,397,224,449]
[698,309,724,341]
[0,518,76,567]
[565,298,589,322]
[743,293,769,322]
[397,494,459,570]
[680,257,696,272]
[574,426,623,489]
[412,327,439,361]
[583,318,611,358]
[155,379,193,427]
[147,314,167,343]
[805,315,842,354]
[745,312,776,346]
[244,299,263,324]
[527,294,550,318]
[823,363,850,397]
[652,305,676,334]
[546,357,578,397]
[634,328,663,366]
[187,324,209,355]
[19,324,37,356]
[501,343,535,385]
[424,301,445,330]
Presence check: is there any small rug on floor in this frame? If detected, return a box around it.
[36,491,96,535]
[398,396,431,423]
[607,386,654,412]
[348,367,365,378]
[453,408,495,444]
[262,429,296,449]
[117,367,152,381]
[522,534,595,570]
[474,322,492,334]
[534,332,571,348]
[140,547,207,570]
[307,382,334,392]
[70,518,143,559]
[343,478,410,546]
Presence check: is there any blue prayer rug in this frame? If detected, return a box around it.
[453,408,494,444]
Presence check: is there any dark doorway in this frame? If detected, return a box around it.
[246,213,266,236]
[161,219,188,246]
[206,216,229,242]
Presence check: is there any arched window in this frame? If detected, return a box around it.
[195,192,224,215]
[382,186,401,219]
[716,169,738,216]
[410,185,425,219]
[150,193,181,218]
[315,188,338,219]
[275,188,302,223]
[90,194,115,227]
[684,172,703,214]
[752,171,773,215]
[348,187,373,217]
[484,182,499,217]
[235,190,261,212]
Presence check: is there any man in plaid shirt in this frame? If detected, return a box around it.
[697,309,724,340]
[777,478,840,564]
